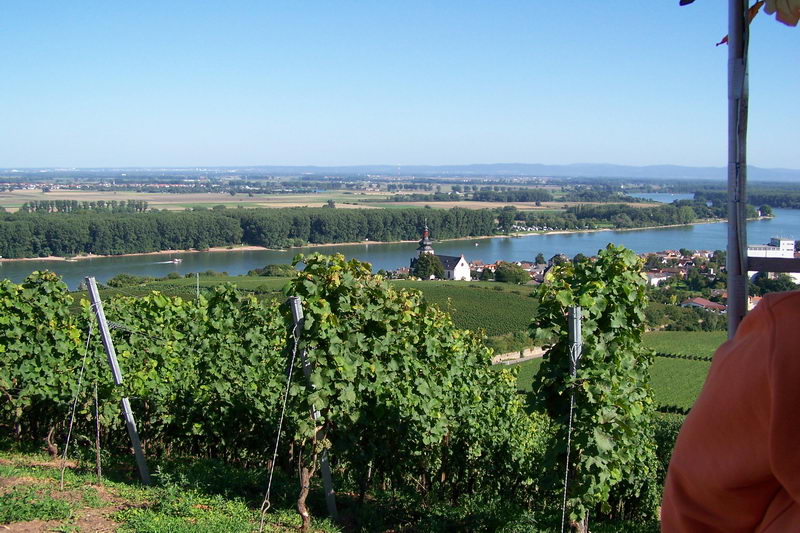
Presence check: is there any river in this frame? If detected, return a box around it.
[2,206,798,289]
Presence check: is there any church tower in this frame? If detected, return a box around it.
[416,224,434,255]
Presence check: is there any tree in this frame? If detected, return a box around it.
[535,252,546,265]
[497,206,518,233]
[494,262,529,284]
[479,268,494,281]
[759,204,773,217]
[412,253,444,279]
[530,245,659,528]
[750,272,797,296]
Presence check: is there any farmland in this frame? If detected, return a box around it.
[514,330,725,413]
[642,330,727,358]
[82,276,539,340]
[0,187,655,213]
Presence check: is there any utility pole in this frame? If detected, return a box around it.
[288,296,338,521]
[85,276,151,485]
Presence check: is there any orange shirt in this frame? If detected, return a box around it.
[662,291,800,532]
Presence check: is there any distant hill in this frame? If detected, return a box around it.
[3,163,799,181]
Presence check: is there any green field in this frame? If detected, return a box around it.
[512,331,718,412]
[649,357,711,410]
[392,280,538,336]
[642,330,727,358]
[93,277,540,339]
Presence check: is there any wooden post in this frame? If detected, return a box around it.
[288,296,338,521]
[727,0,749,337]
[85,276,151,485]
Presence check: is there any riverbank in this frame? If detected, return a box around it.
[0,215,771,263]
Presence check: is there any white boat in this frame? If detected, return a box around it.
[170,258,183,264]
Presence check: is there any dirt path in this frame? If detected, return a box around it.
[491,346,546,365]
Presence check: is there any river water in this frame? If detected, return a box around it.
[2,205,798,289]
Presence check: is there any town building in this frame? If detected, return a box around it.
[747,237,800,283]
[409,225,471,281]
[681,297,727,313]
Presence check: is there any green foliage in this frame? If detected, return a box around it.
[0,485,74,523]
[750,272,798,296]
[513,352,712,415]
[2,263,547,527]
[116,488,257,533]
[652,413,686,490]
[286,253,546,514]
[494,262,530,284]
[106,273,155,287]
[247,263,296,277]
[530,244,659,522]
[412,252,445,279]
[0,271,83,438]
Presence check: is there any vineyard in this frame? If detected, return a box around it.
[515,331,724,413]
[0,251,724,531]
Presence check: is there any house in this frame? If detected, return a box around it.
[437,254,471,280]
[681,297,727,313]
[645,271,671,287]
[409,225,471,281]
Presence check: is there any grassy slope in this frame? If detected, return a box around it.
[0,452,339,533]
[514,330,725,411]
[642,330,727,357]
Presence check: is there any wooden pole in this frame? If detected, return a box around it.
[288,296,338,521]
[727,0,749,337]
[85,276,151,485]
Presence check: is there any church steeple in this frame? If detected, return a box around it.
[416,223,434,255]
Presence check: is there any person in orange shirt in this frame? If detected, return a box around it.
[662,290,800,532]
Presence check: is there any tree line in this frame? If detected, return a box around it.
[696,189,799,209]
[18,199,149,214]
[0,207,495,259]
[506,201,729,231]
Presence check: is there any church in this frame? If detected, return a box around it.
[409,225,471,281]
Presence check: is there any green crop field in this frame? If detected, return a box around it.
[642,331,727,358]
[512,343,714,412]
[79,277,539,339]
[392,280,538,336]
[649,357,711,410]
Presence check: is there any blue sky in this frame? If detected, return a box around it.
[1,1,797,169]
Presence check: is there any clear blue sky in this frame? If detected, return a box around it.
[1,1,797,169]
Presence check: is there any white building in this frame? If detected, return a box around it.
[747,237,800,283]
[409,225,471,281]
[437,254,471,281]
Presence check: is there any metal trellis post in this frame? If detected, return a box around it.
[86,276,151,485]
[288,296,339,521]
[561,306,584,533]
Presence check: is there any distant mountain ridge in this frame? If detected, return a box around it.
[3,163,800,181]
